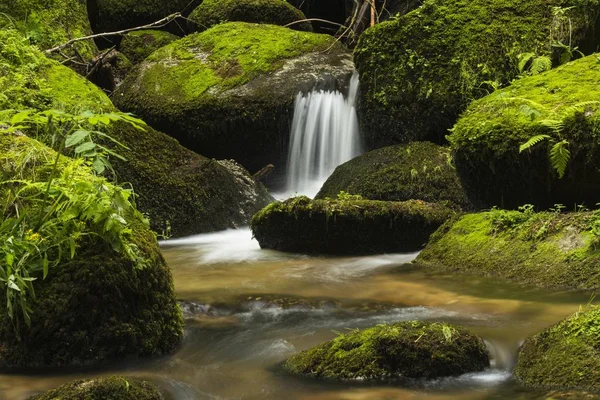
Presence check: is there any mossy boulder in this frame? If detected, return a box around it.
[416,209,600,290]
[284,321,489,380]
[354,0,600,148]
[251,196,454,254]
[316,142,472,210]
[189,0,311,32]
[0,30,273,237]
[515,307,600,391]
[0,130,183,368]
[113,22,354,175]
[449,55,600,210]
[29,376,163,399]
[119,30,179,65]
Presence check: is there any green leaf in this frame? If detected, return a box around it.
[42,254,48,279]
[10,110,31,125]
[549,140,570,179]
[65,130,89,148]
[92,158,106,174]
[7,280,20,292]
[519,134,551,153]
[74,141,96,154]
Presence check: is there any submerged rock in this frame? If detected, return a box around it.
[29,376,163,399]
[119,30,179,65]
[515,307,600,391]
[449,55,600,210]
[416,209,600,290]
[354,0,600,148]
[316,141,471,210]
[251,196,453,254]
[114,22,355,175]
[284,321,489,380]
[189,0,311,32]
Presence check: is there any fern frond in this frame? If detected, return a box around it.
[520,134,551,152]
[518,53,535,73]
[539,118,564,134]
[530,56,552,75]
[519,104,542,121]
[549,140,570,178]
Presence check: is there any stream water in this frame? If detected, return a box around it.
[0,228,596,399]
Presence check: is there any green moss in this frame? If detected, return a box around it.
[354,0,600,148]
[251,196,454,254]
[119,30,179,65]
[515,307,600,391]
[29,376,163,399]
[284,321,489,380]
[316,142,472,210]
[189,0,311,32]
[449,54,600,209]
[416,209,600,290]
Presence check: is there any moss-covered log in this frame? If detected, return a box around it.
[416,209,600,290]
[515,307,600,391]
[29,376,163,400]
[284,321,489,380]
[251,196,454,254]
[316,142,472,210]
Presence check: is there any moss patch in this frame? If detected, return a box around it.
[284,321,489,380]
[29,376,163,399]
[251,196,454,254]
[316,141,472,210]
[449,54,600,209]
[354,0,600,148]
[416,209,600,290]
[119,30,179,65]
[515,307,600,391]
[189,0,311,32]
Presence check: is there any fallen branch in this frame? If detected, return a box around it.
[284,18,347,30]
[45,12,182,54]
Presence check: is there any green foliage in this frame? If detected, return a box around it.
[335,191,363,201]
[518,53,552,76]
[30,376,164,400]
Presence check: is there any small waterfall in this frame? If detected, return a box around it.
[285,73,362,197]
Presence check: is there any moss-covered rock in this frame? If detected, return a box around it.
[119,30,179,65]
[0,130,183,368]
[515,307,600,391]
[354,0,600,148]
[29,376,163,399]
[316,142,472,210]
[0,30,273,237]
[449,55,600,210]
[189,0,311,32]
[0,0,97,59]
[416,209,600,290]
[251,196,454,254]
[113,22,354,175]
[284,321,489,380]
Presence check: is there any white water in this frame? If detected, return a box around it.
[284,72,362,198]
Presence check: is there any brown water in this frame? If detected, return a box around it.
[0,228,596,400]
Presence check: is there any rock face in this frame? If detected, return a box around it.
[284,321,489,380]
[316,141,471,210]
[29,376,163,400]
[515,307,600,391]
[113,22,355,176]
[0,131,183,368]
[354,0,600,149]
[119,30,179,65]
[416,209,600,290]
[0,30,273,237]
[251,196,453,254]
[189,0,312,32]
[449,55,600,210]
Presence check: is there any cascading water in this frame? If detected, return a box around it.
[284,72,362,197]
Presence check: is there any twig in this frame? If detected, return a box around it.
[45,13,182,54]
[85,46,116,78]
[284,18,347,30]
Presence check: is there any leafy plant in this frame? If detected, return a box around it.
[518,53,552,76]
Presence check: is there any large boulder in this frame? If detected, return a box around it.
[316,141,472,210]
[189,0,312,32]
[119,30,179,65]
[113,22,355,176]
[0,29,273,237]
[251,196,454,254]
[449,55,600,210]
[30,376,163,399]
[284,321,489,380]
[515,307,600,391]
[416,209,600,290]
[0,130,183,368]
[354,0,600,148]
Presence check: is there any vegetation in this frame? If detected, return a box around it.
[284,321,489,380]
[30,376,163,399]
[251,196,453,254]
[119,30,179,65]
[316,142,472,210]
[189,0,311,32]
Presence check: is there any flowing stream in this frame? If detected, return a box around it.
[0,229,596,399]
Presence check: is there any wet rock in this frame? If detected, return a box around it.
[29,376,163,399]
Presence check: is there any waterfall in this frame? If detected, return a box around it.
[284,72,362,197]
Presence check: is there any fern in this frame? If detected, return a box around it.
[549,140,570,178]
[530,56,552,75]
[518,53,535,73]
[519,134,551,153]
